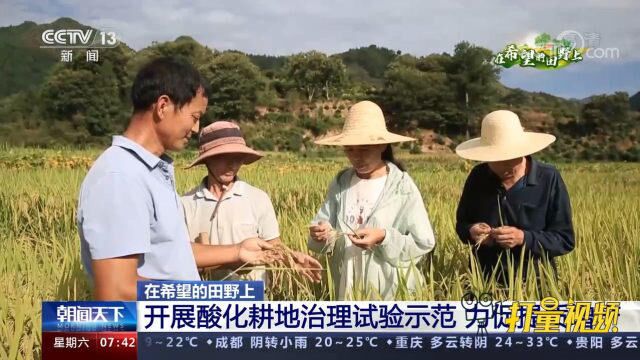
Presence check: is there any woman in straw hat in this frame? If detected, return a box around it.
[181,121,322,283]
[308,100,436,300]
[455,110,575,285]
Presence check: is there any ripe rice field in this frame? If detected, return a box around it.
[0,146,639,359]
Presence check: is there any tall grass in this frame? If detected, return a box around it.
[0,148,638,359]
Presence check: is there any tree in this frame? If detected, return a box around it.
[127,36,215,79]
[534,33,552,47]
[581,92,630,134]
[338,45,398,80]
[40,46,131,138]
[41,66,122,137]
[68,45,133,106]
[446,41,501,136]
[283,51,347,101]
[502,88,531,108]
[199,51,266,121]
[379,54,459,133]
[378,43,501,136]
[323,55,347,100]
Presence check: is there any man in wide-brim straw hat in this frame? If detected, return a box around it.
[181,121,322,283]
[308,100,436,300]
[454,110,575,286]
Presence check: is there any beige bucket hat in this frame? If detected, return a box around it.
[314,100,416,146]
[187,121,262,168]
[455,110,556,162]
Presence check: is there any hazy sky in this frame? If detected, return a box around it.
[1,0,638,98]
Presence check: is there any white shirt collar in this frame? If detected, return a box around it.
[195,177,246,201]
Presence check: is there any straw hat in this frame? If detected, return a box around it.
[314,100,416,146]
[187,121,262,168]
[455,110,556,162]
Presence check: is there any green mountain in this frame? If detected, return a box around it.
[0,18,637,161]
[246,45,399,86]
[630,91,640,111]
[0,17,96,98]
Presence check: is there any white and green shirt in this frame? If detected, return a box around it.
[308,162,436,300]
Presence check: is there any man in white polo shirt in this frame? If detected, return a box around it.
[181,121,322,283]
[78,58,277,301]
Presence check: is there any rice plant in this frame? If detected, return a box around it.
[0,148,638,359]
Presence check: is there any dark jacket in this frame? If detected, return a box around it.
[455,157,575,282]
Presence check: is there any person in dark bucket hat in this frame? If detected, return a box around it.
[181,121,323,283]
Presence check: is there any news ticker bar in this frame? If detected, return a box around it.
[42,332,640,360]
[43,299,640,334]
[137,332,639,359]
[41,281,640,359]
[136,300,640,333]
